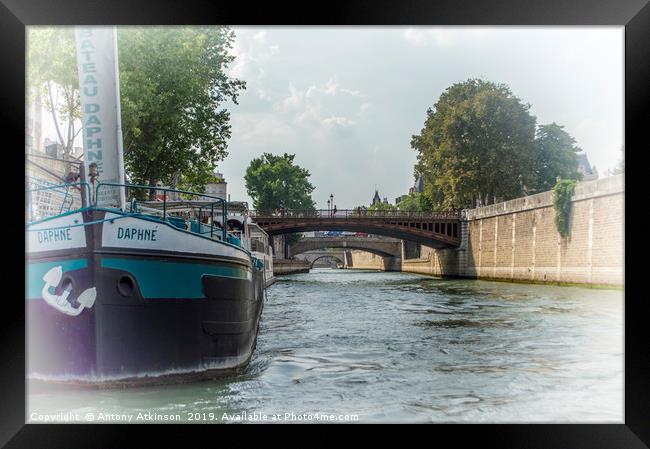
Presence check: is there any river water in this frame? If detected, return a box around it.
[28,269,623,423]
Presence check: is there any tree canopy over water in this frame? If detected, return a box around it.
[27,26,245,195]
[411,79,582,210]
[244,153,316,212]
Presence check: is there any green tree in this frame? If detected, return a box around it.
[27,26,245,197]
[532,123,582,192]
[285,233,303,247]
[27,28,81,160]
[411,79,537,210]
[118,26,245,196]
[397,192,432,212]
[368,201,397,212]
[553,179,577,237]
[244,153,316,212]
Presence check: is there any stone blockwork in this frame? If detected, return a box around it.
[348,250,401,271]
[294,250,348,268]
[290,236,402,258]
[402,175,624,286]
[273,259,310,275]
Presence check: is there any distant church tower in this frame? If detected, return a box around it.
[372,189,381,206]
[409,176,424,194]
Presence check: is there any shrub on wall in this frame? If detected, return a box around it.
[552,179,577,237]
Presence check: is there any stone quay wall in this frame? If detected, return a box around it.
[273,259,311,275]
[348,250,401,272]
[402,174,623,286]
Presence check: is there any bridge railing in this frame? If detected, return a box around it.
[249,209,461,220]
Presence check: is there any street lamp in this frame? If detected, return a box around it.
[327,199,330,215]
[330,194,334,217]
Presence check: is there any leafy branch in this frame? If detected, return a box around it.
[552,179,576,237]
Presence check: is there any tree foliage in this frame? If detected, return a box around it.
[118,27,245,194]
[27,28,81,158]
[412,79,588,210]
[553,179,577,237]
[412,79,537,210]
[368,201,396,211]
[244,153,316,212]
[533,123,582,192]
[285,233,303,246]
[397,192,432,212]
[27,26,245,196]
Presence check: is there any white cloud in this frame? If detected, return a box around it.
[403,27,491,47]
[231,113,294,143]
[323,78,339,95]
[303,77,364,98]
[341,87,363,97]
[403,28,454,47]
[403,28,426,46]
[228,29,279,94]
[256,88,272,101]
[251,30,267,43]
[274,78,366,131]
[572,118,624,172]
[221,27,622,208]
[322,115,355,128]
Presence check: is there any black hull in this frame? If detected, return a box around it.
[27,210,266,387]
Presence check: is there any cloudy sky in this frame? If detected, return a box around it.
[38,26,623,209]
[218,26,623,209]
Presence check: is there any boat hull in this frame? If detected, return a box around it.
[27,209,265,387]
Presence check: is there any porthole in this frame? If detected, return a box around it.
[117,275,135,297]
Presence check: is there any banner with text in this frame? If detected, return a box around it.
[75,27,125,207]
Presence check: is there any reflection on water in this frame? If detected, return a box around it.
[28,269,623,423]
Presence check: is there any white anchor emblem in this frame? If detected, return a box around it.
[41,266,97,316]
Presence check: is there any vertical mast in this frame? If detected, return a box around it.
[75,27,126,210]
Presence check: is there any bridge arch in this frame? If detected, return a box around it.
[251,210,461,248]
[289,236,401,258]
[308,254,345,269]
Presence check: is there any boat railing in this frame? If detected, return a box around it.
[226,230,248,250]
[25,180,239,246]
[128,202,166,218]
[25,180,92,223]
[96,182,228,242]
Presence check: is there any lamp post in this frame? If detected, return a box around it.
[330,194,334,217]
[327,199,330,217]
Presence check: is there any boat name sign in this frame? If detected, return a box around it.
[102,214,245,259]
[27,213,87,253]
[117,227,158,241]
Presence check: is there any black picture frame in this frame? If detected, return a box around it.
[3,0,648,446]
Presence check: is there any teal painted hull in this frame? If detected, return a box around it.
[100,257,252,299]
[27,208,266,386]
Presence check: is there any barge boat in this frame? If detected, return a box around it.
[26,182,268,387]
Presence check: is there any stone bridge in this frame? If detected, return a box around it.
[288,236,402,258]
[250,209,462,247]
[293,250,349,269]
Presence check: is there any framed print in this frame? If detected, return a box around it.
[2,0,649,446]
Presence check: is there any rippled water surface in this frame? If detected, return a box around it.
[29,269,623,423]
